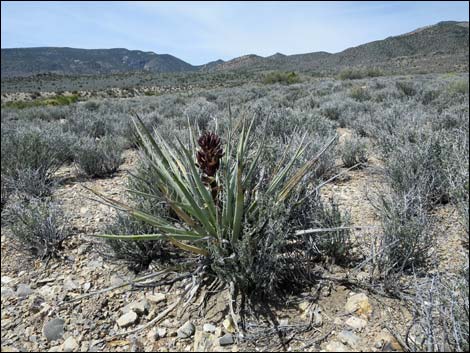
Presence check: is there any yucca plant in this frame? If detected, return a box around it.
[89,114,339,302]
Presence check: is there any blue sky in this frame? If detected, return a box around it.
[1,1,469,65]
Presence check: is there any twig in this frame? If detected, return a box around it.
[295,225,378,236]
[59,269,170,305]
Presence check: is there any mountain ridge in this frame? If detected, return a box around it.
[2,20,468,77]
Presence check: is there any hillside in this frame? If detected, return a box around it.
[1,21,468,78]
[0,47,196,77]
[208,21,469,73]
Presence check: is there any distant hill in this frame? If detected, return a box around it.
[206,21,469,73]
[1,47,196,77]
[1,21,468,78]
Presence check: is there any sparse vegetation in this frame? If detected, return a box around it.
[74,136,124,178]
[263,71,301,85]
[9,198,69,259]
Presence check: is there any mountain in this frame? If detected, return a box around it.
[207,21,469,73]
[1,47,196,77]
[1,21,468,78]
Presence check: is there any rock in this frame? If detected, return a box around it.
[279,319,289,327]
[116,311,138,328]
[130,299,149,316]
[177,321,195,339]
[37,285,54,299]
[63,278,80,292]
[298,301,310,313]
[219,334,234,346]
[62,337,79,352]
[356,271,369,282]
[203,323,217,333]
[214,327,223,338]
[338,330,360,347]
[1,286,15,299]
[48,346,61,352]
[121,300,149,316]
[146,293,166,304]
[29,295,45,314]
[344,293,372,318]
[83,282,91,292]
[345,316,367,331]
[157,327,167,338]
[324,341,350,352]
[42,318,65,341]
[223,317,235,333]
[194,330,214,351]
[1,276,13,285]
[0,347,19,352]
[375,330,402,351]
[16,284,33,298]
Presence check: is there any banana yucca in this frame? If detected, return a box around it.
[89,115,337,260]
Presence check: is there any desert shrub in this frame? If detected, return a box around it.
[444,131,469,241]
[74,136,123,178]
[1,127,65,198]
[375,190,433,275]
[396,80,417,97]
[84,100,101,111]
[183,98,218,131]
[63,112,114,138]
[349,86,371,102]
[341,135,368,168]
[263,71,301,85]
[338,67,382,80]
[296,196,351,260]
[1,177,10,212]
[92,117,348,298]
[448,79,469,95]
[320,101,342,121]
[9,198,69,259]
[379,130,448,207]
[405,265,469,352]
[104,213,174,273]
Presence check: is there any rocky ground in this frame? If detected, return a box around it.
[1,131,467,352]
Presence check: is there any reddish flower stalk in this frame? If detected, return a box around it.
[196,131,224,204]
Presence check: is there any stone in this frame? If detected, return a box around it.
[223,317,235,333]
[344,293,372,317]
[157,327,167,338]
[63,278,79,292]
[37,285,54,299]
[121,300,149,316]
[83,282,91,292]
[324,341,350,352]
[338,330,360,347]
[219,334,234,346]
[1,276,13,285]
[279,319,289,327]
[62,337,79,352]
[298,301,310,313]
[130,299,149,316]
[375,330,402,351]
[214,327,223,338]
[42,318,65,341]
[146,293,166,304]
[16,284,33,298]
[177,321,195,339]
[116,311,138,328]
[1,286,15,299]
[345,316,367,331]
[203,323,217,333]
[0,347,19,352]
[194,330,214,351]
